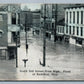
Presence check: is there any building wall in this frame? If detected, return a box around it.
[32,11,41,28]
[0,13,8,47]
[65,7,84,38]
[65,6,84,45]
[20,11,33,28]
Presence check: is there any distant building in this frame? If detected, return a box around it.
[40,4,74,40]
[32,10,41,34]
[64,5,84,46]
[0,4,21,60]
[20,10,33,31]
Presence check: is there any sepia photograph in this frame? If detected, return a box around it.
[0,3,84,81]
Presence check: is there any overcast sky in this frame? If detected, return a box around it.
[21,4,41,10]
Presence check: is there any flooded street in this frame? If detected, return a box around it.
[0,30,84,80]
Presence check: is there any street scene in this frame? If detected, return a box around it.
[0,4,84,80]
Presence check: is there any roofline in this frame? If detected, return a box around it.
[64,5,84,9]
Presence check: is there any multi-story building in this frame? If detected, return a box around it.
[32,10,41,34]
[64,5,84,46]
[40,4,74,40]
[20,9,33,31]
[0,4,21,60]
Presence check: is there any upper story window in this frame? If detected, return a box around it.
[70,12,71,23]
[81,11,83,24]
[66,12,68,23]
[0,15,3,21]
[73,12,75,23]
[77,11,79,24]
[12,13,16,24]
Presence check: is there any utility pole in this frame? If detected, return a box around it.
[42,4,47,66]
[22,12,28,68]
[25,13,28,55]
[16,32,18,68]
[54,4,57,42]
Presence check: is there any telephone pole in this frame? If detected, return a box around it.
[42,4,47,66]
[16,32,18,68]
[54,4,57,42]
[25,13,28,55]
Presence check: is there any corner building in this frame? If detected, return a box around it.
[64,5,84,46]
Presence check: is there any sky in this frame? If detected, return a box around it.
[21,4,41,11]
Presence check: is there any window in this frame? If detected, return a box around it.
[60,27,61,33]
[80,27,83,36]
[73,26,75,35]
[69,26,71,34]
[70,12,71,23]
[77,12,79,24]
[66,12,68,23]
[2,50,6,56]
[0,32,2,37]
[12,13,16,24]
[66,26,68,34]
[0,15,3,21]
[81,11,83,24]
[77,27,79,35]
[73,12,75,23]
[63,27,64,33]
[58,27,59,32]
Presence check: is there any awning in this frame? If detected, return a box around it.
[0,29,4,33]
[8,25,20,32]
[0,47,7,50]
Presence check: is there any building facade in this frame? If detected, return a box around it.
[40,4,73,40]
[32,10,41,34]
[0,4,21,60]
[20,10,33,31]
[64,5,84,46]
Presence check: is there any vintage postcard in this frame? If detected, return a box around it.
[0,3,84,81]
